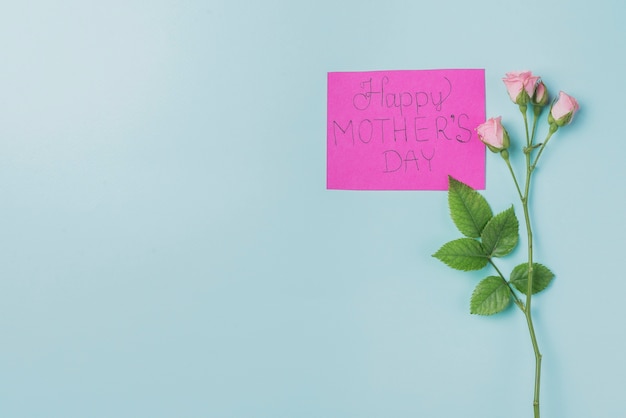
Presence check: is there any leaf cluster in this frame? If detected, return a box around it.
[433,177,554,315]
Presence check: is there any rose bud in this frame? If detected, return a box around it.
[549,91,579,126]
[532,81,549,107]
[476,116,510,153]
[502,71,540,105]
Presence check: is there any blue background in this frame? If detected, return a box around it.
[1,1,624,417]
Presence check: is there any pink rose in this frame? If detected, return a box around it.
[550,91,579,126]
[502,71,540,105]
[476,116,510,152]
[532,81,549,106]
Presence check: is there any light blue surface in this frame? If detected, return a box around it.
[1,1,624,417]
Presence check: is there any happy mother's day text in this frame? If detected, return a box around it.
[327,69,485,190]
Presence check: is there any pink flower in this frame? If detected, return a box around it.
[502,71,540,105]
[476,116,510,153]
[532,81,549,106]
[550,91,579,126]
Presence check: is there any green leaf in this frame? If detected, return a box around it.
[481,206,519,257]
[470,276,512,315]
[448,176,493,238]
[432,238,488,271]
[510,263,555,295]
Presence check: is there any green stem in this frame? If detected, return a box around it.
[531,124,559,171]
[511,104,543,418]
[526,305,542,418]
[520,105,531,147]
[520,104,542,418]
[521,186,542,418]
[503,156,523,202]
[530,104,541,144]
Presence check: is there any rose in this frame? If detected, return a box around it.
[532,81,549,107]
[502,71,540,105]
[549,91,579,126]
[476,116,510,153]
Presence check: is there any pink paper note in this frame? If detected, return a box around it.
[327,69,486,190]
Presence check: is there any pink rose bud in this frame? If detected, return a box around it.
[476,116,510,153]
[549,91,579,126]
[502,71,540,105]
[532,81,549,107]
